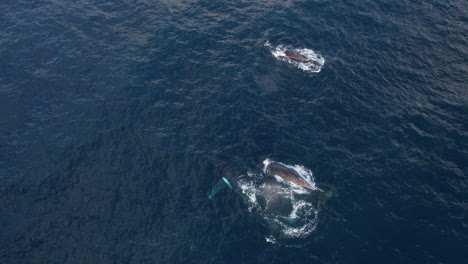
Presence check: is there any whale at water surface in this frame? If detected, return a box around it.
[284,50,309,62]
[263,159,317,191]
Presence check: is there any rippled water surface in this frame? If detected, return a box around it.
[1,0,467,263]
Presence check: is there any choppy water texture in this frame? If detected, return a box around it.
[1,0,467,263]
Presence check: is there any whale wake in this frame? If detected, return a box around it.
[237,160,323,245]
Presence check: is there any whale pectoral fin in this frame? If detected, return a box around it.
[208,178,227,199]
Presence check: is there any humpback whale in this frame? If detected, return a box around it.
[263,160,317,191]
[284,50,309,62]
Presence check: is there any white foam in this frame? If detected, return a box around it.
[265,236,277,244]
[265,41,325,73]
[237,164,321,244]
[238,177,259,213]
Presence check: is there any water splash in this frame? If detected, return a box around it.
[238,160,322,245]
[265,41,325,73]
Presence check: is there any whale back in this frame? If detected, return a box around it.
[284,50,309,62]
[266,162,315,191]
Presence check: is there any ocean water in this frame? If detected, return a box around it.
[1,0,467,263]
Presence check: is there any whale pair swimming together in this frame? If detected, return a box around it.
[263,159,317,191]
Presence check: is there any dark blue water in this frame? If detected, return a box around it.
[1,0,467,263]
